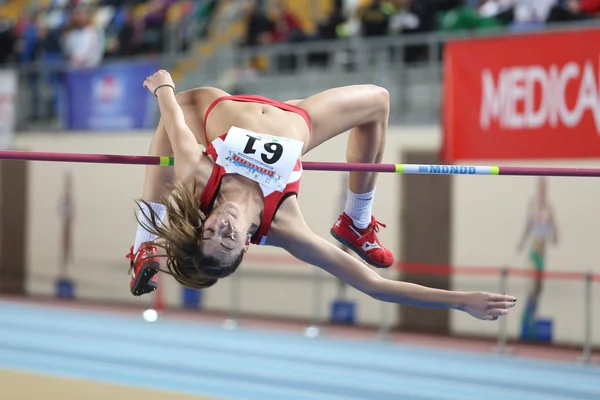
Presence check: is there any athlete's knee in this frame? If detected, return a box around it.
[369,84,390,102]
[362,85,390,122]
[367,85,390,105]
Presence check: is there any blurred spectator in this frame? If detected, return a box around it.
[0,19,16,65]
[390,0,462,63]
[5,0,215,65]
[193,0,218,40]
[478,0,563,30]
[477,0,600,28]
[170,0,199,52]
[360,0,395,37]
[268,1,307,72]
[513,0,559,27]
[238,0,307,73]
[15,11,41,64]
[578,0,600,14]
[140,0,173,54]
[32,16,63,61]
[391,0,462,34]
[389,1,419,34]
[239,0,273,73]
[240,0,307,46]
[477,0,516,24]
[438,2,505,32]
[105,5,141,57]
[240,0,273,47]
[30,14,64,121]
[62,7,104,68]
[547,0,600,22]
[267,0,307,43]
[0,0,216,129]
[317,0,349,40]
[312,0,350,68]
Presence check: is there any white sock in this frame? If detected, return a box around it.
[133,202,167,253]
[344,188,375,229]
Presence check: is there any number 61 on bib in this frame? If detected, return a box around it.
[216,126,304,192]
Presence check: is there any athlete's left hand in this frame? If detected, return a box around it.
[460,291,517,321]
[143,69,175,96]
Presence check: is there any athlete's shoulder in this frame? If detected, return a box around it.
[261,195,305,247]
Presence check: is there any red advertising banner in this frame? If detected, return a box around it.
[442,28,600,162]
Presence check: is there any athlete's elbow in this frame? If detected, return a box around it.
[357,275,388,301]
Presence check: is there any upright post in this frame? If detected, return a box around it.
[304,267,323,339]
[495,267,510,355]
[581,271,593,364]
[222,273,240,330]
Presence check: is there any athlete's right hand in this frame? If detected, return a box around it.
[460,291,517,321]
[143,69,175,97]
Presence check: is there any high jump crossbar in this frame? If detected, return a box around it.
[1,150,599,177]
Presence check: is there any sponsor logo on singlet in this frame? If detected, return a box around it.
[216,127,304,192]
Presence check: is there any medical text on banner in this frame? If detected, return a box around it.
[442,28,600,162]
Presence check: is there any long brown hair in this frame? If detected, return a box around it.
[134,181,244,289]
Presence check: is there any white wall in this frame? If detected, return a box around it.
[15,126,599,346]
[450,159,600,346]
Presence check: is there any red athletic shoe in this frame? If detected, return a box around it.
[126,243,160,296]
[330,213,394,268]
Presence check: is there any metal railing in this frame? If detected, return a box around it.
[10,31,446,131]
[229,33,446,125]
[228,20,600,125]
[11,20,600,131]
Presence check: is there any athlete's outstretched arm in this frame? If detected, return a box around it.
[270,202,516,321]
[288,230,514,320]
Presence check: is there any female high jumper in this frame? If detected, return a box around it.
[126,69,516,321]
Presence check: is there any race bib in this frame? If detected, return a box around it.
[216,126,304,192]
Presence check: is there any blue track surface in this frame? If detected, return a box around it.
[0,301,598,400]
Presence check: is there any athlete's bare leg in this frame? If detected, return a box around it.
[297,85,393,268]
[297,85,389,193]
